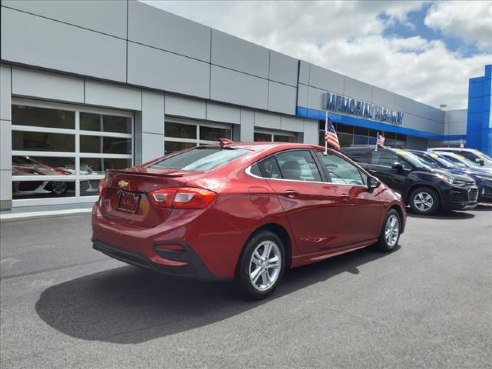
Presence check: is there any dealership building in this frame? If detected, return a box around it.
[0,0,491,210]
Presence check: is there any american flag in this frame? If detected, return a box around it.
[377,133,385,148]
[325,116,340,151]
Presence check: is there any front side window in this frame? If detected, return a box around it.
[318,152,365,185]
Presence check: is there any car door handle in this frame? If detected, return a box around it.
[283,190,300,199]
[368,169,377,173]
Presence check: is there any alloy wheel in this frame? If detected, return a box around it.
[384,213,400,247]
[248,240,282,292]
[413,191,434,212]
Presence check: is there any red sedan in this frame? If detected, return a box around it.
[92,140,406,299]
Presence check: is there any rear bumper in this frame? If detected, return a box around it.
[93,240,223,281]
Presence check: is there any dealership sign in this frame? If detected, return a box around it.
[323,92,404,125]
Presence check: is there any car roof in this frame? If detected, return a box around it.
[205,141,325,153]
[432,151,462,158]
[342,145,399,153]
[428,147,477,153]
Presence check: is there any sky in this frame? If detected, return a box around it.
[141,0,492,110]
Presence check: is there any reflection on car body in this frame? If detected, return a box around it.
[341,146,478,215]
[92,140,406,299]
[409,150,492,203]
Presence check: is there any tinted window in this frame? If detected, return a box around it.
[250,163,263,177]
[258,156,282,179]
[342,149,371,163]
[149,147,250,171]
[372,150,400,166]
[275,151,322,182]
[398,150,433,169]
[458,151,481,162]
[12,105,75,129]
[12,131,75,152]
[319,152,365,185]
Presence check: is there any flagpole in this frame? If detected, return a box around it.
[325,111,328,154]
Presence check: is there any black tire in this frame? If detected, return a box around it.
[48,181,68,196]
[236,231,285,300]
[409,187,439,215]
[373,209,401,252]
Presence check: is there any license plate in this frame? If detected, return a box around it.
[117,191,141,213]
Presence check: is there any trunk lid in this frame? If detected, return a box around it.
[100,168,207,228]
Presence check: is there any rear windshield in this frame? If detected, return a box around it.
[148,147,250,171]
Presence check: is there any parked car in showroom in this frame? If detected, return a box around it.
[408,150,492,203]
[341,146,478,215]
[92,140,406,299]
[12,156,73,197]
[428,147,492,168]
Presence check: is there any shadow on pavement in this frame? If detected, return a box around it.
[475,203,492,211]
[408,210,475,220]
[35,246,396,344]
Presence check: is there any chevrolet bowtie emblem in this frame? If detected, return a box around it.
[118,180,129,190]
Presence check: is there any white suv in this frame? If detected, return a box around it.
[428,148,492,168]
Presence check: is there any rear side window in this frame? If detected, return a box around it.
[458,151,479,162]
[371,150,400,166]
[275,150,322,182]
[342,149,371,164]
[258,156,283,179]
[149,147,250,171]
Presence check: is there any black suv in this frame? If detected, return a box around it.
[341,147,478,214]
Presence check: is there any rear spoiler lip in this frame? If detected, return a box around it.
[107,169,185,177]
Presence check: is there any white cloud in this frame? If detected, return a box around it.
[141,0,492,109]
[425,1,492,48]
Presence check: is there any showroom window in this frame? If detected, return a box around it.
[254,129,296,143]
[318,122,406,148]
[11,100,133,205]
[164,118,233,154]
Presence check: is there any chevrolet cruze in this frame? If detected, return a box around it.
[92,140,406,299]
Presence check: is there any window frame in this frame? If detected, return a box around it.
[11,98,133,206]
[254,129,297,143]
[247,148,369,187]
[164,117,233,155]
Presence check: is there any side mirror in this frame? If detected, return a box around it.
[476,158,485,166]
[367,176,381,192]
[392,162,404,173]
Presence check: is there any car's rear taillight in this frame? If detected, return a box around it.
[98,178,107,197]
[150,188,217,209]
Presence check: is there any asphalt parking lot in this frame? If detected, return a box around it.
[1,206,491,369]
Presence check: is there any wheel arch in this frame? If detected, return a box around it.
[389,205,405,233]
[236,223,293,274]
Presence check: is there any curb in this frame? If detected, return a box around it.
[0,208,92,222]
